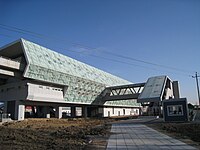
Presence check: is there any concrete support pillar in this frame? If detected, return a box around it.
[43,106,50,118]
[14,100,25,120]
[36,106,42,118]
[3,101,8,113]
[71,106,76,117]
[82,106,87,118]
[32,106,36,117]
[99,107,103,117]
[55,106,62,119]
[173,81,180,98]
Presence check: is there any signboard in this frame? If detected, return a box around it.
[162,98,188,122]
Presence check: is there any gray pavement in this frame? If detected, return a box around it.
[106,120,197,150]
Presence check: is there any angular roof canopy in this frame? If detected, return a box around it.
[0,39,138,106]
[0,39,131,86]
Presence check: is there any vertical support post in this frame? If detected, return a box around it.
[172,81,180,98]
[3,101,8,113]
[43,106,50,118]
[99,107,104,117]
[82,106,87,118]
[192,72,200,106]
[14,100,25,120]
[71,106,76,117]
[55,106,62,119]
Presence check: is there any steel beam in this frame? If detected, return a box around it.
[100,83,145,101]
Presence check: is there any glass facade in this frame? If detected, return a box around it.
[21,39,140,107]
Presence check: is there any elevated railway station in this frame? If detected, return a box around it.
[0,39,180,120]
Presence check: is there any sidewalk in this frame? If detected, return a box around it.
[106,120,197,150]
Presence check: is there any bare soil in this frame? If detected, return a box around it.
[2,117,199,150]
[0,118,113,150]
[147,122,200,149]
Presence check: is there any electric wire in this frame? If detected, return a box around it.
[0,23,195,77]
[1,32,190,77]
[0,32,194,77]
[65,49,192,77]
[0,33,194,78]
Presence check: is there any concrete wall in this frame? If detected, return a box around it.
[0,82,28,101]
[0,80,141,120]
[172,81,180,98]
[27,83,64,102]
[4,100,25,120]
[163,78,174,99]
[0,57,21,70]
[0,81,64,102]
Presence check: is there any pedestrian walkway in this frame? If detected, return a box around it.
[106,123,197,150]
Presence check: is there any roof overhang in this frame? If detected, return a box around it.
[0,39,23,59]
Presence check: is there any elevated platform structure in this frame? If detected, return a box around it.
[0,39,180,120]
[93,83,145,105]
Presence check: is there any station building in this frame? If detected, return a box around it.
[0,39,142,120]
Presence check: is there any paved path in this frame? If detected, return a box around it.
[106,121,197,150]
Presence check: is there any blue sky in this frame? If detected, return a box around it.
[0,0,200,104]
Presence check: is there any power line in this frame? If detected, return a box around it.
[0,24,44,38]
[0,33,164,74]
[0,23,195,77]
[89,54,192,77]
[54,47,192,77]
[0,23,77,45]
[0,33,15,38]
[104,51,193,74]
[0,33,193,78]
[73,44,194,74]
[71,44,194,76]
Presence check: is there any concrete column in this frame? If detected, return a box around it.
[82,106,87,118]
[32,106,36,117]
[173,81,180,98]
[43,106,50,118]
[71,106,76,117]
[3,101,8,113]
[98,107,103,117]
[14,100,25,120]
[55,106,62,119]
[36,106,42,118]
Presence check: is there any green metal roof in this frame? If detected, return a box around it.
[20,39,139,107]
[22,39,130,86]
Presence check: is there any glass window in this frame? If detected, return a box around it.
[167,105,183,116]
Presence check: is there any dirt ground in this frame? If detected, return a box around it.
[0,118,113,150]
[1,117,200,150]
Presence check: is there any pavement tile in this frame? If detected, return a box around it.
[106,120,197,150]
[126,145,138,149]
[159,145,171,149]
[116,145,127,149]
[107,145,116,148]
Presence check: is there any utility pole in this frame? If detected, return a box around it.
[192,72,200,106]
